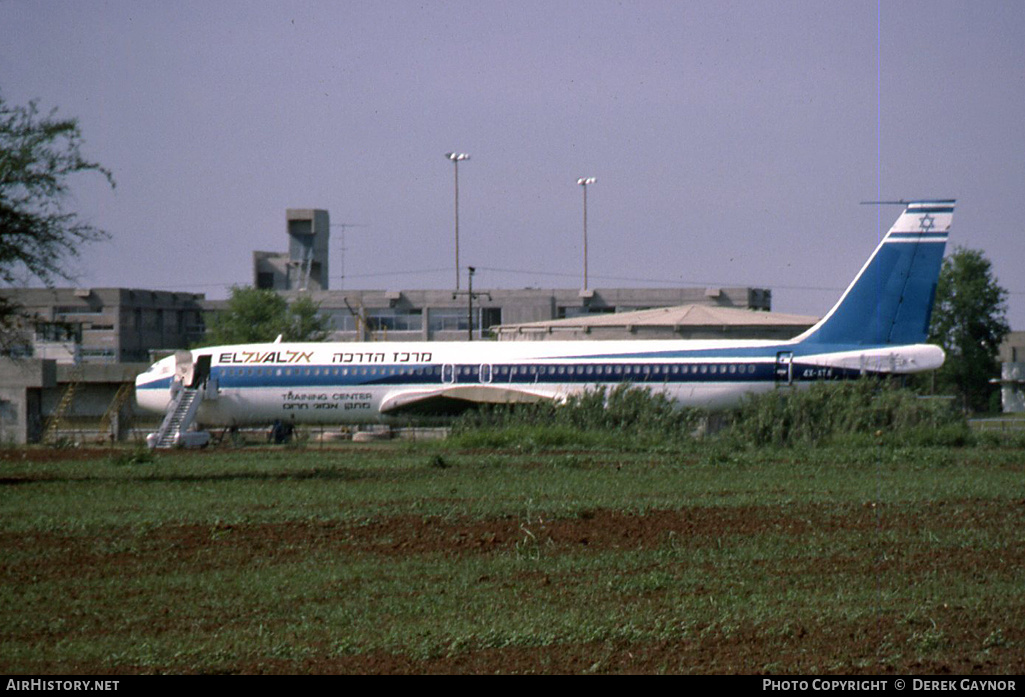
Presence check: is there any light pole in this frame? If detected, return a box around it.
[446,152,470,290]
[467,266,475,342]
[577,177,596,290]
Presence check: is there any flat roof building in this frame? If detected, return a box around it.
[0,287,205,363]
[242,285,775,343]
[0,288,205,444]
[493,303,818,342]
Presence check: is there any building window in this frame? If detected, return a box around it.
[481,307,502,331]
[368,309,422,332]
[429,308,472,332]
[327,309,422,333]
[557,306,616,319]
[35,322,82,343]
[55,305,104,316]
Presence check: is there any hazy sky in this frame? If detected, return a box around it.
[2,1,1023,328]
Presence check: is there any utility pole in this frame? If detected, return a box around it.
[468,266,475,341]
[451,266,490,341]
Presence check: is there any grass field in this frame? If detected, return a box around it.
[1,438,1023,674]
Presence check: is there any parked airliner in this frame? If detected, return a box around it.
[136,200,953,445]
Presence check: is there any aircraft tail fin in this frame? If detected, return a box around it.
[794,200,954,347]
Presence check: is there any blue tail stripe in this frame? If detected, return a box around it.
[907,206,954,214]
[798,200,952,347]
[801,240,946,346]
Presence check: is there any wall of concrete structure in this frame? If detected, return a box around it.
[0,358,56,444]
[1,287,200,442]
[287,209,330,291]
[247,286,771,343]
[1,287,205,363]
[997,333,1025,413]
[253,251,291,291]
[999,363,1025,413]
[998,331,1025,363]
[40,363,149,418]
[254,209,331,292]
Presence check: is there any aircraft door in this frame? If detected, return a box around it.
[189,355,212,389]
[775,351,794,385]
[174,350,194,387]
[442,364,455,384]
[479,364,492,384]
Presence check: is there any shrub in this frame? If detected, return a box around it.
[449,384,701,450]
[448,380,970,452]
[720,380,966,448]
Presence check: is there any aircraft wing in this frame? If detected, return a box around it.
[380,384,553,415]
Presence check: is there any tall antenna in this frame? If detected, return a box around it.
[330,223,369,290]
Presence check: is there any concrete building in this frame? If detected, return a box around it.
[0,288,205,443]
[997,331,1025,413]
[254,209,330,292]
[0,287,205,364]
[998,331,1025,364]
[0,357,144,445]
[256,286,773,343]
[0,358,56,444]
[493,303,818,342]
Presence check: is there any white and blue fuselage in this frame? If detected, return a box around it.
[135,201,953,427]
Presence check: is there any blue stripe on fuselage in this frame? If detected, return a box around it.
[134,359,876,393]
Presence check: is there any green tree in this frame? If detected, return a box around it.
[204,286,330,345]
[0,93,114,323]
[927,246,1010,412]
[286,294,329,342]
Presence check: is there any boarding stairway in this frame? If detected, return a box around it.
[42,363,85,444]
[149,387,204,449]
[98,382,134,441]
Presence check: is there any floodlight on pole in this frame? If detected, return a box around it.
[577,177,596,290]
[446,152,471,290]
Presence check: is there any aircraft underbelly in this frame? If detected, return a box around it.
[679,382,776,409]
[188,380,794,425]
